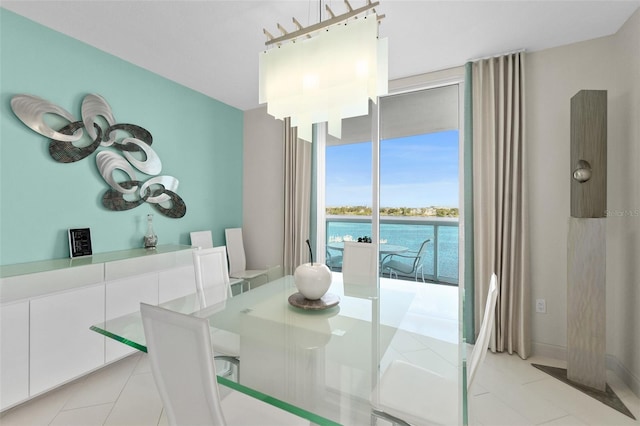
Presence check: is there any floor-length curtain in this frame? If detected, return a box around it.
[463,62,476,345]
[283,117,313,275]
[472,52,530,359]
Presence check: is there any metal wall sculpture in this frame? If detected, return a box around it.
[10,94,186,218]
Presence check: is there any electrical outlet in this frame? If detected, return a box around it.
[536,299,547,313]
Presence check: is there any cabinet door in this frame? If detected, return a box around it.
[30,284,105,396]
[105,273,158,363]
[0,301,29,410]
[158,265,196,303]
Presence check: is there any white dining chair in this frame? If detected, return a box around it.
[225,228,268,290]
[266,264,284,282]
[371,273,499,426]
[193,246,233,308]
[190,233,245,293]
[342,241,379,286]
[140,303,307,426]
[467,273,499,388]
[190,230,213,249]
[192,246,240,375]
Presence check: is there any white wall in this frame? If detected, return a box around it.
[242,106,285,271]
[607,6,640,396]
[527,8,639,394]
[605,7,639,395]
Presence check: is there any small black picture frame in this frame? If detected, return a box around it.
[68,228,92,258]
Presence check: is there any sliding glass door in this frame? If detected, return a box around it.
[379,85,460,284]
[316,81,467,424]
[321,84,460,287]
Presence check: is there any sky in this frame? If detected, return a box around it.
[325,129,459,208]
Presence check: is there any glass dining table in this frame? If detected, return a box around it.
[91,274,464,425]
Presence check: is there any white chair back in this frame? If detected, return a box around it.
[467,273,498,388]
[342,242,378,286]
[372,273,498,426]
[190,230,213,249]
[225,228,247,275]
[192,246,231,309]
[140,303,226,426]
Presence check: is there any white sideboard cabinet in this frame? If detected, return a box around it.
[0,300,29,409]
[159,264,196,303]
[30,283,106,396]
[105,272,159,363]
[0,244,195,411]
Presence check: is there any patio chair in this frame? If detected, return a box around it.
[381,239,431,282]
[326,249,343,271]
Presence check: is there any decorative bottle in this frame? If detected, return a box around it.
[143,213,158,249]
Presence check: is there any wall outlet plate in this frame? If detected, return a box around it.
[536,298,547,313]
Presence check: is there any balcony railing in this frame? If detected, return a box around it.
[326,215,459,285]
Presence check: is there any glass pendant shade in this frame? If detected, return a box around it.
[259,17,388,142]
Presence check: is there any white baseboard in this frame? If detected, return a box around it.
[606,354,640,398]
[532,341,639,398]
[531,341,567,361]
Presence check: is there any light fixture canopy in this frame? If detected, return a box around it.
[259,10,388,142]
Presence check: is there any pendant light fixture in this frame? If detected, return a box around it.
[259,0,388,142]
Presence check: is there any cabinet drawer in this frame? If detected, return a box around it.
[159,265,196,303]
[105,274,158,362]
[1,263,103,304]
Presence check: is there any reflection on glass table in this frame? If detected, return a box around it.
[91,274,462,426]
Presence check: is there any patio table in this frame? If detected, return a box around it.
[327,242,409,256]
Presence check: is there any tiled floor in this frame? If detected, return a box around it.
[469,353,639,426]
[1,279,638,425]
[1,349,637,426]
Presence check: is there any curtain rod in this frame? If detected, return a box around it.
[467,48,526,63]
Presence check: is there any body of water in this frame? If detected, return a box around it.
[326,219,459,283]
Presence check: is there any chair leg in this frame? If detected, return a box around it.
[244,277,256,292]
[371,410,378,426]
[214,355,240,381]
[417,264,425,283]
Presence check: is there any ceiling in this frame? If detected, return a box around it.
[3,1,639,111]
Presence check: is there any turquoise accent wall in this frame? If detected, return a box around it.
[0,9,243,265]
